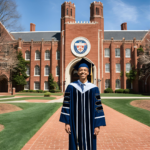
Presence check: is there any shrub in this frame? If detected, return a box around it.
[104,88,113,93]
[44,92,51,97]
[25,90,29,92]
[124,89,132,93]
[49,89,55,93]
[29,90,34,92]
[38,90,43,93]
[55,89,61,92]
[44,90,48,93]
[115,89,124,93]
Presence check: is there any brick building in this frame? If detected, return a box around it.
[0,1,150,94]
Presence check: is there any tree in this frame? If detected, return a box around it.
[138,30,150,79]
[48,73,55,90]
[12,51,29,88]
[126,67,137,83]
[0,0,22,32]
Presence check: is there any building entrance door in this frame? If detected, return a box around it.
[0,75,8,92]
[71,69,91,82]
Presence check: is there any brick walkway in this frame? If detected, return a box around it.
[21,104,150,150]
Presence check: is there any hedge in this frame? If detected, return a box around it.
[44,92,51,97]
[115,89,124,93]
[104,88,113,93]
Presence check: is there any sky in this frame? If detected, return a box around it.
[15,0,150,32]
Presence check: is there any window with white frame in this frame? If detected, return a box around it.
[26,66,30,76]
[34,82,40,90]
[35,65,40,76]
[116,64,121,73]
[24,81,29,90]
[44,81,49,91]
[125,49,131,58]
[126,63,131,72]
[115,48,120,57]
[45,50,50,60]
[105,79,110,89]
[116,79,121,89]
[105,63,110,72]
[105,48,110,57]
[45,65,50,76]
[35,50,40,60]
[56,66,60,76]
[56,51,60,60]
[25,50,30,60]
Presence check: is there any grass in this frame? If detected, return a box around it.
[0,96,57,102]
[0,96,14,98]
[15,92,63,96]
[0,102,62,150]
[101,99,150,126]
[100,93,150,97]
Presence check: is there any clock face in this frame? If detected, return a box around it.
[71,37,91,57]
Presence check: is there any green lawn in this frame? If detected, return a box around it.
[101,99,150,126]
[15,92,63,96]
[0,96,57,102]
[100,93,150,97]
[0,102,62,150]
[0,96,14,99]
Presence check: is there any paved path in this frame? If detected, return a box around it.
[21,104,150,150]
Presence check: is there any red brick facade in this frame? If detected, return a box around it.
[0,1,149,94]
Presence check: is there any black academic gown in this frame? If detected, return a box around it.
[59,81,106,150]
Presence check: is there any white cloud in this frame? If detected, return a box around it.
[109,0,138,23]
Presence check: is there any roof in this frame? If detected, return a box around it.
[104,30,148,40]
[11,31,61,41]
[10,30,148,41]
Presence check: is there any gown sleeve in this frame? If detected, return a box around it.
[59,85,71,124]
[94,87,106,128]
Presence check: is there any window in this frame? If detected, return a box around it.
[71,9,72,16]
[67,8,68,15]
[105,48,110,57]
[25,50,30,60]
[105,79,110,89]
[35,50,40,60]
[105,63,110,72]
[126,79,131,89]
[35,65,40,76]
[56,66,60,76]
[45,65,50,76]
[24,81,29,90]
[115,48,120,57]
[116,79,121,89]
[44,81,49,91]
[56,51,60,60]
[26,66,30,76]
[45,50,50,60]
[126,63,131,72]
[34,82,40,90]
[125,49,131,58]
[96,7,99,15]
[116,64,121,73]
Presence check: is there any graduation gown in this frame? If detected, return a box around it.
[59,81,106,150]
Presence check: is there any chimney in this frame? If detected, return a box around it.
[121,22,127,30]
[30,23,36,31]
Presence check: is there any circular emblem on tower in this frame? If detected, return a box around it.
[71,37,91,57]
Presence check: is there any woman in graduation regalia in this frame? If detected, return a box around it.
[59,58,106,150]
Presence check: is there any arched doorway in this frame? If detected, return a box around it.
[65,57,97,90]
[0,75,8,92]
[71,69,91,82]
